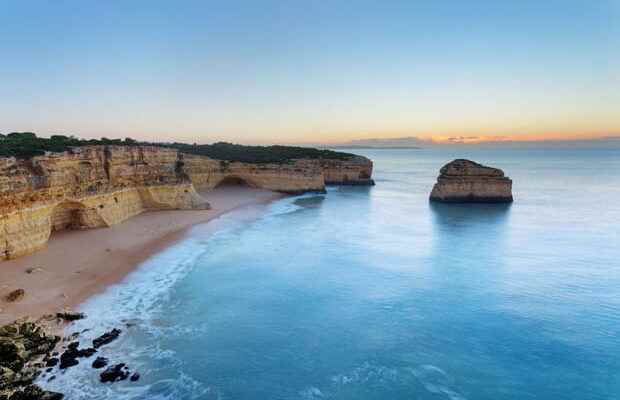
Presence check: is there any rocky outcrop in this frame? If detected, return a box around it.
[0,320,62,399]
[0,145,373,260]
[429,159,513,203]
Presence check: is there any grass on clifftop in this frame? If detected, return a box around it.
[0,132,356,163]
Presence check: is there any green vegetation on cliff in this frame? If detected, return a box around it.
[0,133,355,162]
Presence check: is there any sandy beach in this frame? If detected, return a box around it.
[0,186,283,325]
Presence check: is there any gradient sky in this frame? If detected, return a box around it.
[1,0,618,144]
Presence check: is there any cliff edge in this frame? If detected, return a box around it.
[0,145,374,260]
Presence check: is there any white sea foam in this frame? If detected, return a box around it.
[299,386,325,399]
[38,199,288,399]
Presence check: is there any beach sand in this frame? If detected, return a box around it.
[0,186,283,325]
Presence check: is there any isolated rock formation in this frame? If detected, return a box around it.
[0,145,374,260]
[429,159,513,203]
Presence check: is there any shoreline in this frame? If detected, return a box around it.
[0,186,284,325]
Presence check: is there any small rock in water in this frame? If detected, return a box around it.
[58,353,78,370]
[100,363,129,383]
[91,357,108,369]
[58,342,96,369]
[92,329,121,349]
[63,332,79,342]
[78,348,96,358]
[3,289,25,303]
[130,372,140,382]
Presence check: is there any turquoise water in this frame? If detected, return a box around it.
[42,149,620,399]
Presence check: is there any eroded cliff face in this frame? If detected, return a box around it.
[429,159,513,203]
[181,155,326,193]
[0,146,374,259]
[321,156,374,186]
[0,146,209,259]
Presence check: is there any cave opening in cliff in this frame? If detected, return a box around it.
[214,176,254,189]
[50,201,87,233]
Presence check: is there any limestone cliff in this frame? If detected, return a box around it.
[181,155,326,194]
[0,145,374,259]
[321,156,375,186]
[182,154,373,193]
[429,159,513,203]
[0,146,209,259]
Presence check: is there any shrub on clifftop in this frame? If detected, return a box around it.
[0,133,355,163]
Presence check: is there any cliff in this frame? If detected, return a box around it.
[321,156,375,186]
[0,145,373,260]
[429,159,513,203]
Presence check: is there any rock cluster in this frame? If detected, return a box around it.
[58,342,96,370]
[0,320,62,400]
[429,159,513,203]
[1,317,140,399]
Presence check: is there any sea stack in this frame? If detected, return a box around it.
[429,159,513,203]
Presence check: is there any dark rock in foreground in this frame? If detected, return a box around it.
[430,159,513,203]
[92,329,121,349]
[0,320,62,399]
[4,384,63,400]
[99,364,129,383]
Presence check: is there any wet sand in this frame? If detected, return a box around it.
[0,186,283,325]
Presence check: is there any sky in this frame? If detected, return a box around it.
[1,0,618,145]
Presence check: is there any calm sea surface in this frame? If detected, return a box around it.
[42,148,620,399]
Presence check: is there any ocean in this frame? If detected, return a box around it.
[40,148,620,399]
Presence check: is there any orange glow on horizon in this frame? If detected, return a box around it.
[290,132,619,146]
